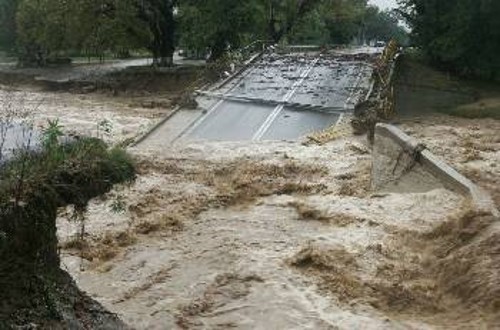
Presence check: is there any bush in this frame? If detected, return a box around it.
[401,0,500,81]
[0,136,135,327]
[0,137,135,270]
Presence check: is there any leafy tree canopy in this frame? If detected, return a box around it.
[3,0,409,65]
[398,0,500,80]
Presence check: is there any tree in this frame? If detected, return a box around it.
[15,0,152,65]
[323,0,368,44]
[288,7,330,44]
[70,0,150,60]
[136,0,176,66]
[15,0,175,66]
[363,7,408,45]
[286,0,407,46]
[0,0,18,51]
[267,0,324,43]
[179,0,266,61]
[15,0,56,65]
[398,0,500,80]
[178,0,328,61]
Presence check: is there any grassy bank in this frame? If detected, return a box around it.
[395,52,500,120]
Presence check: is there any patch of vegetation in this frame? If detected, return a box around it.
[400,0,500,81]
[395,53,500,119]
[0,131,135,327]
[439,99,500,120]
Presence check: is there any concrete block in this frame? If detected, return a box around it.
[373,123,499,216]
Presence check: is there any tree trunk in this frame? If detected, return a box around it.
[208,35,227,62]
[138,0,175,67]
[160,56,173,67]
[152,0,175,67]
[268,1,280,43]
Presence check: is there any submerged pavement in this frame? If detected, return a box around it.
[184,49,377,142]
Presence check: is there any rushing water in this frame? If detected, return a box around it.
[0,122,40,163]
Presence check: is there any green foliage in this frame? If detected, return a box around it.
[399,0,500,80]
[16,0,71,61]
[0,132,135,328]
[289,8,330,44]
[364,7,409,45]
[42,119,63,150]
[0,0,18,51]
[71,0,151,59]
[15,0,153,64]
[13,0,180,66]
[267,0,323,43]
[1,137,135,208]
[7,0,409,63]
[323,0,368,44]
[110,195,126,214]
[179,0,267,61]
[288,0,408,46]
[0,136,135,269]
[136,0,176,66]
[178,0,406,59]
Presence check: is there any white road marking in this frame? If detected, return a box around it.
[334,113,345,127]
[252,57,320,141]
[176,98,225,140]
[251,104,285,141]
[183,52,374,142]
[179,62,261,140]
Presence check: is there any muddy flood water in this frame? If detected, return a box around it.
[2,76,499,329]
[57,136,500,329]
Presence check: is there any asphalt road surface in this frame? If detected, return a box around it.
[189,101,276,141]
[186,49,377,141]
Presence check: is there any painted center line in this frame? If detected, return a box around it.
[177,61,262,141]
[252,57,320,141]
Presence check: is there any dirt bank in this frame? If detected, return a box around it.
[0,58,204,94]
[55,134,499,329]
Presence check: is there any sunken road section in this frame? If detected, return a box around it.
[183,50,377,142]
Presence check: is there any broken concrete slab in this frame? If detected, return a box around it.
[373,123,499,216]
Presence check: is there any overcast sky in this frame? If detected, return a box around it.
[368,0,398,10]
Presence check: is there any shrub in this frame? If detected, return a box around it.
[0,136,135,271]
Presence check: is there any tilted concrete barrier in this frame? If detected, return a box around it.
[373,123,499,217]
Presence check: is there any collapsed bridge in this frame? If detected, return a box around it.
[137,47,380,146]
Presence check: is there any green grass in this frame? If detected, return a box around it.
[439,98,500,120]
[396,51,500,119]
